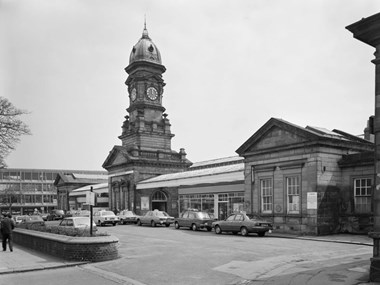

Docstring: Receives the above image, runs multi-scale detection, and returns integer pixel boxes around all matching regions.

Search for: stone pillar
[346,12,380,282]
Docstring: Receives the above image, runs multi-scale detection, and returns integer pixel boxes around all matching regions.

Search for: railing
[137,150,183,161]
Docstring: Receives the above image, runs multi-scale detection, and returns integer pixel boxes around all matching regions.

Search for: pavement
[0,243,88,275]
[0,233,378,284]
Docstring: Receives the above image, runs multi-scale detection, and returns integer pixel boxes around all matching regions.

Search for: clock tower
[120,23,172,152]
[103,23,192,215]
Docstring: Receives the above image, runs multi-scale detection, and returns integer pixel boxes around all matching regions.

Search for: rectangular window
[22,172,32,181]
[218,194,228,202]
[31,172,39,181]
[201,194,214,213]
[24,195,32,203]
[35,195,42,203]
[354,178,372,213]
[287,176,300,214]
[260,179,273,213]
[3,172,9,180]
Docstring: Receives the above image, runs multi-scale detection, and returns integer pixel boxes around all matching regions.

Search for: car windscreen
[30,216,43,221]
[197,212,211,219]
[102,211,115,216]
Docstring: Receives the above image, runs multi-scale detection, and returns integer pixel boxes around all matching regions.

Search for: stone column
[346,12,380,282]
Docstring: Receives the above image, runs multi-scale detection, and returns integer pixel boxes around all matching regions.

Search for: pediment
[102,146,133,169]
[247,126,310,152]
[112,152,129,165]
[236,118,321,155]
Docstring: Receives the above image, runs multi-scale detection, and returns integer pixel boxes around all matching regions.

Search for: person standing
[1,213,15,252]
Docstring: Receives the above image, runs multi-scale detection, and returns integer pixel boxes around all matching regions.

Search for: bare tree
[0,97,31,167]
[0,184,21,214]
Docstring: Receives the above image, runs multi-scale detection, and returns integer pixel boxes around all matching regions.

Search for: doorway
[218,202,227,220]
[151,190,167,212]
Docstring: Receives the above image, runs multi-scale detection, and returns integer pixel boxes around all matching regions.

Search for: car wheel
[165,223,170,227]
[137,219,142,226]
[215,225,222,234]
[258,232,265,237]
[241,227,248,236]
[191,224,197,231]
[174,222,180,229]
[151,220,156,227]
[206,227,212,232]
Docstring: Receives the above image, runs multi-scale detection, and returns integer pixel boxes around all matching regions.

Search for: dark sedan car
[212,212,273,237]
[137,210,174,227]
[174,210,214,231]
[47,209,65,221]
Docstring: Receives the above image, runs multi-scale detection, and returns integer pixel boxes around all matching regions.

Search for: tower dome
[129,24,162,65]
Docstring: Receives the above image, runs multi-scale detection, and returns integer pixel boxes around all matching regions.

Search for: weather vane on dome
[142,14,149,38]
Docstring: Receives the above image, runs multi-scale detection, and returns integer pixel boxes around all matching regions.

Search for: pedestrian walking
[1,213,15,252]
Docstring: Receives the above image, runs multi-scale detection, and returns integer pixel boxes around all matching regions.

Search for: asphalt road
[1,223,373,285]
[95,224,372,284]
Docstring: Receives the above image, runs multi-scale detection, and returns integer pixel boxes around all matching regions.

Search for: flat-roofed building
[0,168,105,215]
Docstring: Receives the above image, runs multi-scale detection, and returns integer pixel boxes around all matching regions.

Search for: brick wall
[13,229,119,262]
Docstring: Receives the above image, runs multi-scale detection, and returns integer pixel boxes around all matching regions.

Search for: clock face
[131,88,137,101]
[146,87,158,100]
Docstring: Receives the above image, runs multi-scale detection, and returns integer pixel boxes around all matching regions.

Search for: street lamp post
[346,12,380,282]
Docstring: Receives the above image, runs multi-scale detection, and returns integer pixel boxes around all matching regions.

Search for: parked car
[137,210,174,227]
[118,210,140,224]
[17,215,45,228]
[41,213,48,221]
[58,217,97,232]
[174,210,214,231]
[212,212,273,237]
[47,209,65,221]
[13,215,29,225]
[93,210,119,226]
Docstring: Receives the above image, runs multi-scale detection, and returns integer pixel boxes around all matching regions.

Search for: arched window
[152,190,167,201]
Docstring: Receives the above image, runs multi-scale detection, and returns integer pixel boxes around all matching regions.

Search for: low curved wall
[13,228,119,262]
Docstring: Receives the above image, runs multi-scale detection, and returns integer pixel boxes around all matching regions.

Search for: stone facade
[103,25,191,214]
[236,118,374,235]
[54,172,107,212]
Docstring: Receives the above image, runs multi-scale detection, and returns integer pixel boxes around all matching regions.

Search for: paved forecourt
[0,224,375,285]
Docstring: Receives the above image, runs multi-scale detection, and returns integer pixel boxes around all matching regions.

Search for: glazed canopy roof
[129,24,162,65]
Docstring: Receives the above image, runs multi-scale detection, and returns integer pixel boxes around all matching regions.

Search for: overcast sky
[1,0,380,171]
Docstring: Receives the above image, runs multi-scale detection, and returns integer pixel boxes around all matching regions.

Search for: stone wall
[13,228,119,262]
[339,163,374,233]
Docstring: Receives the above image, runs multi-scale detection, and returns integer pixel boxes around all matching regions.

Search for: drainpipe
[251,166,255,214]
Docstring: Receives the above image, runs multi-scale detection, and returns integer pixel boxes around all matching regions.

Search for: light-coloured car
[93,210,119,226]
[14,215,29,224]
[17,215,45,229]
[118,210,140,224]
[58,217,97,232]
[137,210,174,227]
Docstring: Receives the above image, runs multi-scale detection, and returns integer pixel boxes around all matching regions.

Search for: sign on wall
[307,192,318,209]
[141,196,149,210]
